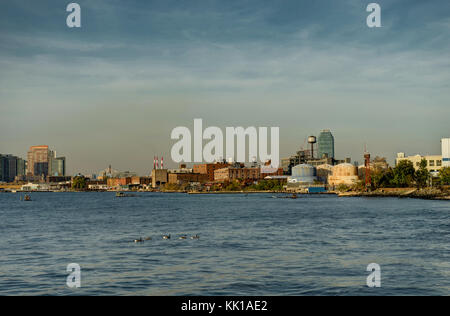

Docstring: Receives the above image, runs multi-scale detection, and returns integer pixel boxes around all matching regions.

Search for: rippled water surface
[0,192,448,295]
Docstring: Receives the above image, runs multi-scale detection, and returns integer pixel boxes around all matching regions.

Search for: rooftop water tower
[308,136,317,159]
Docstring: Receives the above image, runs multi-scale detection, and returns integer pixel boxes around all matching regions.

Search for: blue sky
[0,0,449,174]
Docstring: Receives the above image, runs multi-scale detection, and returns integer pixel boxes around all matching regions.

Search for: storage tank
[332,163,358,177]
[316,164,333,184]
[289,164,317,184]
[328,163,359,186]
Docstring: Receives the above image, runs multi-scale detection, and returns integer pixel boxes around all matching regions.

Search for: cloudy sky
[0,0,449,175]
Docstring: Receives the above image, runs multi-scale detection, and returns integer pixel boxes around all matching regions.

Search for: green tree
[247,179,283,191]
[72,176,87,191]
[415,159,430,188]
[225,181,242,191]
[439,167,450,185]
[372,168,395,189]
[393,160,415,188]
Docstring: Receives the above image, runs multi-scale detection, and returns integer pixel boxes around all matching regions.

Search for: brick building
[193,162,229,181]
[168,173,209,185]
[214,167,261,182]
[107,177,132,187]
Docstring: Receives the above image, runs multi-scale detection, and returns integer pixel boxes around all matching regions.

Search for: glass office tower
[318,130,335,159]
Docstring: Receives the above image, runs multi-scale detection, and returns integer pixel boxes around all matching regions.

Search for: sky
[0,0,449,175]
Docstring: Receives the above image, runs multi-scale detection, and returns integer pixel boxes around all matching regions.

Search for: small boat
[163,235,171,240]
[191,234,200,240]
[273,194,297,199]
[179,235,187,240]
[134,238,144,243]
[24,195,32,201]
[116,192,137,198]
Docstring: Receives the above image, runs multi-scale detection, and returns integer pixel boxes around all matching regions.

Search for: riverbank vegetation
[370,160,449,189]
[160,179,285,193]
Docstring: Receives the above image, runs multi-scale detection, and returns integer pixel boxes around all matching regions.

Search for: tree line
[371,159,450,189]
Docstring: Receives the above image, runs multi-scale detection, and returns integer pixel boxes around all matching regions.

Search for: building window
[429,160,435,167]
[437,160,442,167]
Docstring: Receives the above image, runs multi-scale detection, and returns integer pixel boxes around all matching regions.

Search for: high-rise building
[27,146,66,178]
[27,146,51,177]
[17,158,27,177]
[0,154,26,182]
[442,138,450,167]
[0,155,6,182]
[51,155,66,176]
[318,130,335,159]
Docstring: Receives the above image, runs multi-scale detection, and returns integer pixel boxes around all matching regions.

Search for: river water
[0,192,448,295]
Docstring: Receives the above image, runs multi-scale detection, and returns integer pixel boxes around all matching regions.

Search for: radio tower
[364,144,371,190]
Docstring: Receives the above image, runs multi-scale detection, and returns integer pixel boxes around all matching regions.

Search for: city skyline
[1,0,449,175]
[1,134,448,177]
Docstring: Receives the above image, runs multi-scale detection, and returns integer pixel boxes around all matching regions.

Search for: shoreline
[2,189,449,200]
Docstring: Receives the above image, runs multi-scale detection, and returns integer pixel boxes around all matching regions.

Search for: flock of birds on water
[133,234,200,243]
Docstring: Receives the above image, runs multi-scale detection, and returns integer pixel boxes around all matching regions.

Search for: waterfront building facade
[168,173,209,185]
[194,162,230,181]
[152,169,168,188]
[214,167,260,182]
[396,153,443,177]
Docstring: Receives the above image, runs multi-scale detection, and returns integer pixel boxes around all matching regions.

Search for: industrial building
[214,167,260,182]
[152,169,168,188]
[328,163,359,187]
[442,138,450,167]
[168,173,209,185]
[281,130,348,175]
[194,162,230,181]
[288,164,317,185]
[316,164,333,184]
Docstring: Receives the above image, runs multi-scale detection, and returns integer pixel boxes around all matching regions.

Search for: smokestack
[161,156,164,169]
[156,156,159,169]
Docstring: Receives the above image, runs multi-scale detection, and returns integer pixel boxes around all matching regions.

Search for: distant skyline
[1,0,449,175]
